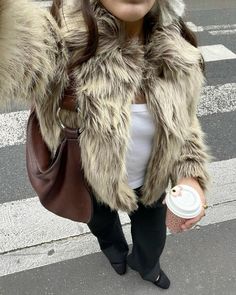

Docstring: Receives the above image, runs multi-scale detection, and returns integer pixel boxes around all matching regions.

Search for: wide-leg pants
[87,185,167,282]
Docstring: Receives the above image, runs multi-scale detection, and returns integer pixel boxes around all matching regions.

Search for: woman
[0,0,213,290]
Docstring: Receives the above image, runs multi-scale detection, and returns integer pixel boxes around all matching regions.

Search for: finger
[184,220,199,230]
[184,219,199,228]
[181,224,191,231]
[182,217,198,226]
[162,198,166,205]
[181,218,199,229]
[181,223,194,230]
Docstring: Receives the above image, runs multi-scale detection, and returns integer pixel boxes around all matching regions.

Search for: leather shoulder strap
[59,75,77,112]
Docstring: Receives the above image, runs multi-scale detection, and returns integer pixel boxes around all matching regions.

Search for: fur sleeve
[169,62,215,194]
[170,114,214,193]
[0,0,69,111]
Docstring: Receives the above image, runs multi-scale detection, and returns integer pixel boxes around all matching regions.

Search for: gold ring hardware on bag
[56,106,84,133]
[202,204,208,210]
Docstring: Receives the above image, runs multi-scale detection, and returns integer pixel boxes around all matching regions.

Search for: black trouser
[87,186,167,282]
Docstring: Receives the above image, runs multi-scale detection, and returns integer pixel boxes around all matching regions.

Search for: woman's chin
[100,0,156,22]
[109,4,148,22]
[116,10,146,22]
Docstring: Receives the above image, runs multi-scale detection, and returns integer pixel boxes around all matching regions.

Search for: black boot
[153,269,170,289]
[111,261,127,275]
[102,245,128,275]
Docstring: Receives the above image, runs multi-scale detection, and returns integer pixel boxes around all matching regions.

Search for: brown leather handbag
[25,88,93,223]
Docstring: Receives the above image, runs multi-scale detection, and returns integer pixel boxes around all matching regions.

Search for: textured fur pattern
[0,0,214,213]
[0,0,69,152]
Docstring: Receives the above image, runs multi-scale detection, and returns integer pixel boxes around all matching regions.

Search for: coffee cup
[165,184,202,233]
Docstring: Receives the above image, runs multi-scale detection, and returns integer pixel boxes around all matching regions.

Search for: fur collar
[56,0,205,211]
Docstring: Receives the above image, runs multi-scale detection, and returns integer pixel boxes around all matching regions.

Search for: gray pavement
[0,219,235,295]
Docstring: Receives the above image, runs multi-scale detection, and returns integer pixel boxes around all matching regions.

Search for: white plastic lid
[165,184,202,218]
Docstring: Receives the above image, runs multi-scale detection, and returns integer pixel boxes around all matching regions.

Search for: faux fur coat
[0,0,213,213]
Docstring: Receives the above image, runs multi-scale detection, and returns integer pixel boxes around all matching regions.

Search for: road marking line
[186,22,204,32]
[0,110,29,148]
[198,83,236,116]
[35,1,52,8]
[1,82,236,148]
[186,22,236,35]
[0,200,235,277]
[203,24,236,31]
[0,157,235,276]
[209,29,236,36]
[199,44,236,62]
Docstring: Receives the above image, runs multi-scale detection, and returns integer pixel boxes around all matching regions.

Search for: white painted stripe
[198,83,236,116]
[209,29,236,36]
[0,197,129,254]
[199,44,236,62]
[203,24,236,31]
[186,22,236,34]
[0,157,235,276]
[186,22,204,32]
[35,1,52,8]
[0,83,236,148]
[1,199,236,278]
[0,197,91,254]
[0,110,30,148]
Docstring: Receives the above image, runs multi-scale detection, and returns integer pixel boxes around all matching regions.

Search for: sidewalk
[0,219,235,295]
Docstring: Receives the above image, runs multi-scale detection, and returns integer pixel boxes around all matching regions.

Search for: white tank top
[125,103,156,189]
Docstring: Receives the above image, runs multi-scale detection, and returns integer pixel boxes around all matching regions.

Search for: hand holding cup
[163,183,207,233]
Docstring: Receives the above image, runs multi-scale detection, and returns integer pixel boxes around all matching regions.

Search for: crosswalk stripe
[200,83,236,116]
[201,24,236,31]
[209,29,236,36]
[0,110,29,148]
[0,157,235,277]
[0,83,235,148]
[35,0,52,8]
[199,45,236,62]
[186,22,204,32]
[186,22,236,35]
